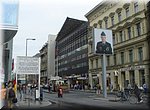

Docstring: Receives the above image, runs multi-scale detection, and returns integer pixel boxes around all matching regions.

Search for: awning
[50,76,62,81]
[77,77,87,80]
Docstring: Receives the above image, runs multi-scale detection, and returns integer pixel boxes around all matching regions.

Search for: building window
[111,16,114,26]
[105,19,108,28]
[119,31,123,42]
[121,52,124,64]
[113,33,115,44]
[96,59,98,68]
[91,44,93,53]
[118,12,122,22]
[114,54,116,65]
[136,23,141,36]
[138,47,143,62]
[134,2,138,13]
[107,56,110,66]
[100,23,102,28]
[124,31,126,41]
[125,7,129,17]
[91,59,93,69]
[113,37,115,45]
[129,50,133,63]
[127,27,131,39]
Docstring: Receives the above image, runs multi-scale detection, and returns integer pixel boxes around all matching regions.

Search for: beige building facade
[85,0,150,90]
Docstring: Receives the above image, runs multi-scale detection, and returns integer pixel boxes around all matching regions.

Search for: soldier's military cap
[101,31,106,36]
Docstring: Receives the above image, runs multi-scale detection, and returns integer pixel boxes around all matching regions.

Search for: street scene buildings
[0,0,150,109]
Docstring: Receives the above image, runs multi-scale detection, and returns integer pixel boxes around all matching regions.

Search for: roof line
[85,0,106,17]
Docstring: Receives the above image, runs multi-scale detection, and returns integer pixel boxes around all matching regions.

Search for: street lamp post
[26,38,36,56]
[25,38,36,84]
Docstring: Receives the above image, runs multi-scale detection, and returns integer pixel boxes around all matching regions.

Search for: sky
[13,0,102,59]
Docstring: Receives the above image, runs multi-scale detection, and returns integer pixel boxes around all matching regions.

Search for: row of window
[113,22,142,44]
[58,62,88,72]
[41,71,47,76]
[59,45,88,60]
[58,36,87,55]
[58,28,87,44]
[91,47,143,68]
[58,53,88,66]
[97,2,139,28]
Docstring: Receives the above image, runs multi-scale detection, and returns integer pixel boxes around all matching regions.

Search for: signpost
[16,56,41,99]
[93,28,113,98]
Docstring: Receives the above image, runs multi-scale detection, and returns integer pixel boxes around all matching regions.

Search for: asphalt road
[42,90,150,110]
[3,90,149,110]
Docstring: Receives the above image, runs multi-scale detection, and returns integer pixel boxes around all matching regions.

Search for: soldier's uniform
[96,41,112,54]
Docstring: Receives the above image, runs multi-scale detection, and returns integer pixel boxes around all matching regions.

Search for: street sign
[16,56,41,99]
[16,56,40,75]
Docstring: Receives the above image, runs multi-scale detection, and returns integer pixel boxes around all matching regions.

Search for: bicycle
[140,89,149,104]
[114,89,138,104]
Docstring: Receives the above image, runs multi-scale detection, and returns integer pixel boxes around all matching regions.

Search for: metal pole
[26,39,28,56]
[57,56,58,76]
[25,39,28,85]
[101,54,107,98]
[38,58,41,99]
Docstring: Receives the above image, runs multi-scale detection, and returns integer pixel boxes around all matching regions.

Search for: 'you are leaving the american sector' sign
[16,56,40,74]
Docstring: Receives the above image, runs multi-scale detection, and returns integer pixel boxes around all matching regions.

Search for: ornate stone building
[146,1,150,89]
[85,0,149,90]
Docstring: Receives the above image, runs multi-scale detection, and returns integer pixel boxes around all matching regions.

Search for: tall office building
[55,17,89,87]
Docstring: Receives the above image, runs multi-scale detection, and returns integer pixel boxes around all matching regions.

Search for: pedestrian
[142,82,147,94]
[94,84,97,93]
[48,84,51,93]
[40,85,43,101]
[88,84,91,90]
[0,83,7,108]
[117,84,120,91]
[96,83,101,95]
[133,83,143,103]
[127,83,132,90]
[18,84,22,100]
[57,85,63,98]
[5,82,17,109]
[110,83,113,93]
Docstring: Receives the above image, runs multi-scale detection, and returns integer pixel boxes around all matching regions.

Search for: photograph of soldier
[96,31,112,54]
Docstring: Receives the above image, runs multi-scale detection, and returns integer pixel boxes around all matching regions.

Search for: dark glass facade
[55,17,88,79]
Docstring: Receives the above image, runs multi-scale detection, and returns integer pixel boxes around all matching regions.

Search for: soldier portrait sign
[93,28,113,55]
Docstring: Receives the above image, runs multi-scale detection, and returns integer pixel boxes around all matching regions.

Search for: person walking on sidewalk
[18,84,22,101]
[96,83,101,95]
[40,85,43,101]
[5,82,16,109]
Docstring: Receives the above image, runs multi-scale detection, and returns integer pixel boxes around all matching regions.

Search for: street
[41,90,149,110]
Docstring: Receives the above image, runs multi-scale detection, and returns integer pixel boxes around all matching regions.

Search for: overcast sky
[13,0,102,59]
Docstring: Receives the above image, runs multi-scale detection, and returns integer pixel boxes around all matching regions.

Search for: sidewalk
[16,91,52,108]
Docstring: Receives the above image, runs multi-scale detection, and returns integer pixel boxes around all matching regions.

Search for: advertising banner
[93,28,113,55]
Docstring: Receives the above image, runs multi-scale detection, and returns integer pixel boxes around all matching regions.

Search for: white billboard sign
[93,28,113,55]
[16,56,40,75]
